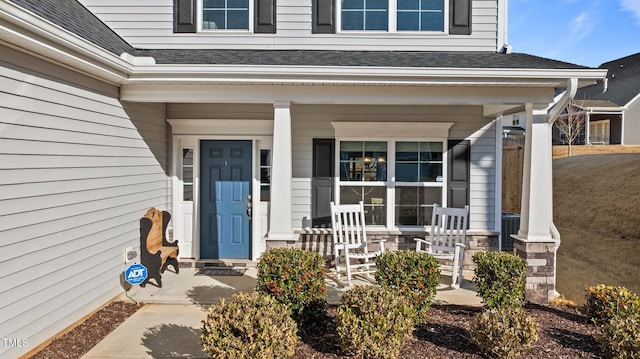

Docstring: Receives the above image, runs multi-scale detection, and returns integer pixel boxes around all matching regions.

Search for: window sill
[196,30,254,35]
[333,31,449,36]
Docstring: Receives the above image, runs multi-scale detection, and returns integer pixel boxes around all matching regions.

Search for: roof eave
[0,1,132,85]
[125,64,607,88]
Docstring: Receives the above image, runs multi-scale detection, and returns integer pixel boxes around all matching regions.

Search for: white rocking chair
[330,201,385,286]
[414,204,469,288]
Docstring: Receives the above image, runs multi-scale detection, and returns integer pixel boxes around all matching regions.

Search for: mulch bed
[29,301,141,359]
[295,303,603,358]
[29,301,603,358]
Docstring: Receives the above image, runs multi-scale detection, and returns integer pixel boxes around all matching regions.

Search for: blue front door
[200,140,252,259]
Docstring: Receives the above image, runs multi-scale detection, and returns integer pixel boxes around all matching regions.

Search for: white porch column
[513,103,559,304]
[267,102,295,240]
[517,103,555,241]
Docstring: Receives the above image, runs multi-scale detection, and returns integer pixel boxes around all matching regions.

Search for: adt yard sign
[125,263,147,285]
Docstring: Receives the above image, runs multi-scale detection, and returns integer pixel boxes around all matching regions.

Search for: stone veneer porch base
[512,236,559,304]
[265,229,500,270]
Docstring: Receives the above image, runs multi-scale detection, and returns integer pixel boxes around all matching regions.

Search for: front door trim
[169,124,274,262]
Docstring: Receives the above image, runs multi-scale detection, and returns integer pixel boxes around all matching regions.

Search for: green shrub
[256,247,327,323]
[336,286,416,359]
[375,250,440,319]
[472,251,526,309]
[584,285,640,326]
[201,291,298,359]
[470,308,539,358]
[598,315,640,359]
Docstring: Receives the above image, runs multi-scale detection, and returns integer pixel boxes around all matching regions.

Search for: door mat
[197,267,247,276]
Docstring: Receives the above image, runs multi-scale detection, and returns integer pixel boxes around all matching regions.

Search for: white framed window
[181,148,194,201]
[341,0,389,31]
[337,139,445,227]
[394,141,443,226]
[339,141,388,224]
[260,149,271,202]
[338,0,447,32]
[397,0,445,31]
[201,0,252,31]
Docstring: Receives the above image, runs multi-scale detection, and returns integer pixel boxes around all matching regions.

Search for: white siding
[78,0,499,52]
[624,96,640,145]
[290,104,496,231]
[0,47,169,358]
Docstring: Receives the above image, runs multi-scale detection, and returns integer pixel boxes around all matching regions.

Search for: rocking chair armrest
[454,242,466,248]
[413,237,433,245]
[368,239,387,253]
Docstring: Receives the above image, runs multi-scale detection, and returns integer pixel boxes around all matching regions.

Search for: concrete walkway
[83,267,481,358]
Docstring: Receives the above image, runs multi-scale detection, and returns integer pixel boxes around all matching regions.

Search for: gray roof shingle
[130,49,590,69]
[8,0,592,71]
[8,0,133,55]
[576,52,640,106]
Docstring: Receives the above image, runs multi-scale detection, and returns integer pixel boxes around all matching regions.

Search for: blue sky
[509,0,640,67]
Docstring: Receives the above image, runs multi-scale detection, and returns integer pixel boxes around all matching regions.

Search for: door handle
[247,207,252,220]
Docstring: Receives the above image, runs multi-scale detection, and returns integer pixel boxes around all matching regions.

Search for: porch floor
[83,267,480,358]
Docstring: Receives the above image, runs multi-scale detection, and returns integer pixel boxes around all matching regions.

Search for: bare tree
[554,100,585,157]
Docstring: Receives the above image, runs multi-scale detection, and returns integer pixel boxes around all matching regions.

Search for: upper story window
[339,0,446,32]
[342,0,389,31]
[173,0,274,33]
[397,0,445,31]
[202,0,250,30]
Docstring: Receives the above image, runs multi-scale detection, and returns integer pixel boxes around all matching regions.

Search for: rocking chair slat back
[332,203,367,249]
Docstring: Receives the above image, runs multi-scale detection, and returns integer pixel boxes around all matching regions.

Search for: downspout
[548,78,578,125]
[547,78,577,241]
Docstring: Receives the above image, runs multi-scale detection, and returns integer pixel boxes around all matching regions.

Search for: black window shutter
[312,139,335,227]
[449,0,472,35]
[447,140,470,209]
[255,0,276,33]
[313,0,335,33]
[174,0,197,33]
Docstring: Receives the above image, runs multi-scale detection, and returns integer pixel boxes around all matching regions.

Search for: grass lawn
[552,145,640,305]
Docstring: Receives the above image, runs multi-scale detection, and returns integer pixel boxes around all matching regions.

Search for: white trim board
[331,121,454,138]
[167,119,274,136]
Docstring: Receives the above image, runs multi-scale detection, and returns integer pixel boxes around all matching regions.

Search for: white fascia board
[127,65,607,87]
[121,83,555,104]
[624,93,640,109]
[0,1,132,84]
[586,109,625,114]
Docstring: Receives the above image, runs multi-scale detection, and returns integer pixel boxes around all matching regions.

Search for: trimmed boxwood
[375,250,440,319]
[201,291,298,359]
[472,251,526,309]
[598,314,640,359]
[256,247,327,323]
[470,307,539,358]
[336,286,416,359]
[584,284,640,326]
